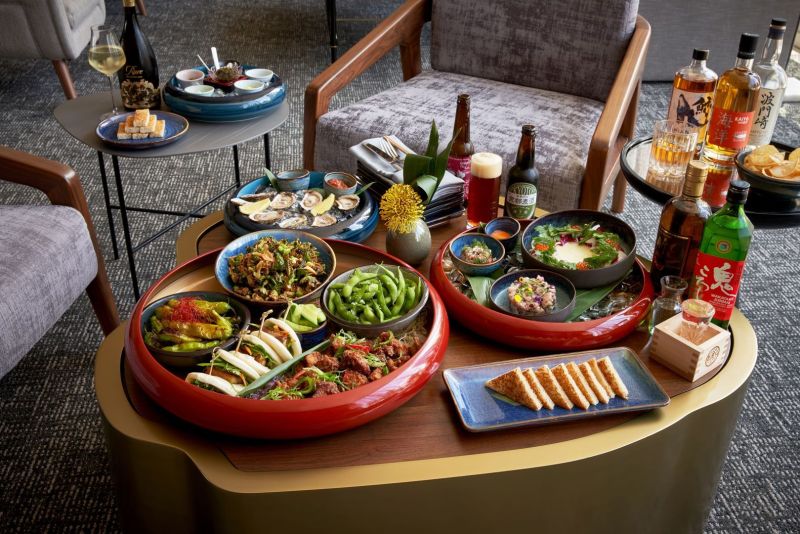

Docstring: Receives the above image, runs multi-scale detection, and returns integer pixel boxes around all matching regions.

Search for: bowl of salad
[489,269,576,322]
[448,234,505,276]
[520,209,636,288]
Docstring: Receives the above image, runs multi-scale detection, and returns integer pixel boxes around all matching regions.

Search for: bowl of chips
[736,143,800,212]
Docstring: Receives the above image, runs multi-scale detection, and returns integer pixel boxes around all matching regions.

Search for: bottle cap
[768,18,786,38]
[457,93,470,102]
[737,33,759,59]
[727,179,750,204]
[683,160,708,196]
[521,124,537,137]
[692,48,709,61]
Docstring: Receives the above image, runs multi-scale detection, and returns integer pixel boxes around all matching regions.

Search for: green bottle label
[505,182,537,219]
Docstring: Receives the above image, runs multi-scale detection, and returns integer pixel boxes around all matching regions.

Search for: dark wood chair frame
[0,146,120,336]
[304,0,651,211]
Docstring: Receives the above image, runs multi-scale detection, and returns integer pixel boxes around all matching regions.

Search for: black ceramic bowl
[489,269,576,322]
[140,291,250,368]
[735,143,800,213]
[520,209,637,289]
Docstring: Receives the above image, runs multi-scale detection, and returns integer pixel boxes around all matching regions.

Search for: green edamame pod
[396,267,406,297]
[402,286,416,313]
[362,305,377,323]
[380,275,398,301]
[376,306,385,322]
[390,287,406,315]
[376,288,392,317]
[415,276,423,305]
[333,292,359,322]
[363,283,379,300]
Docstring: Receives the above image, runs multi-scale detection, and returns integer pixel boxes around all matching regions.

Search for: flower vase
[385,219,431,266]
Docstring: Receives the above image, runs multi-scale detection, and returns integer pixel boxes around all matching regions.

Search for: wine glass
[88,25,126,120]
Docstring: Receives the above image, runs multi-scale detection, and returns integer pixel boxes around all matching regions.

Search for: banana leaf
[565,279,623,322]
[465,268,504,306]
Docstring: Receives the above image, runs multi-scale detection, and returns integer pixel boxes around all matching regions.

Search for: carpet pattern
[0,1,798,532]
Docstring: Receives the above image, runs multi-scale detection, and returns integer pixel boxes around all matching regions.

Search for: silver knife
[364,142,402,170]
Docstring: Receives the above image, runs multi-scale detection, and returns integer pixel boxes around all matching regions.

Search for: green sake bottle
[690,180,753,329]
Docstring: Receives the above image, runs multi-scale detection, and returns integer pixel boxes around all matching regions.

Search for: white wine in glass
[89,25,126,119]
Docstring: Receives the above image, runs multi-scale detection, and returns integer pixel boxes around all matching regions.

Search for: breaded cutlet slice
[588,357,615,398]
[486,367,543,411]
[579,361,610,404]
[552,363,590,410]
[522,368,554,410]
[534,365,573,410]
[598,356,629,400]
[566,361,598,406]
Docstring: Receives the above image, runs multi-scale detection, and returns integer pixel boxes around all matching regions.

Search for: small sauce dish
[234,79,265,94]
[176,69,205,87]
[245,68,274,82]
[323,172,358,196]
[184,84,215,96]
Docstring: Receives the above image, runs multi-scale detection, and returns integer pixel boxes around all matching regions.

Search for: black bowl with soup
[520,209,636,289]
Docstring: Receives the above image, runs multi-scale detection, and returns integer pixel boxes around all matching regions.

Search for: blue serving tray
[223,172,379,243]
[96,110,189,150]
[443,346,669,432]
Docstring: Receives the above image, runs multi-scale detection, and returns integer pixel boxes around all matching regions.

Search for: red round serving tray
[429,232,653,351]
[125,240,449,439]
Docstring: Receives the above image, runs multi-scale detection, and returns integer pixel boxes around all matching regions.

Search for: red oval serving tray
[125,240,449,439]
[429,233,653,351]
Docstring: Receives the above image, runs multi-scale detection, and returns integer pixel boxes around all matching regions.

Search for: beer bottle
[504,124,539,219]
[447,94,475,195]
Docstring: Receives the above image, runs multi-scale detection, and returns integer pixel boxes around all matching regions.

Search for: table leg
[97,152,120,260]
[325,0,338,63]
[232,144,241,188]
[263,133,271,170]
[111,155,141,300]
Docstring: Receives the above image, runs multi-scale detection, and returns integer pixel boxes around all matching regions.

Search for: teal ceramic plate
[443,346,669,432]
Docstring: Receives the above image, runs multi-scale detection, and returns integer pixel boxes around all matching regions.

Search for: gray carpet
[0,1,798,532]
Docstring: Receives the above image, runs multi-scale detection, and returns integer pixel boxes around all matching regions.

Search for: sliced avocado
[299,304,322,326]
[284,319,313,332]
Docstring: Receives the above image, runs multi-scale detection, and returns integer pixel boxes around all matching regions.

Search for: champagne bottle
[118,0,160,110]
[690,180,753,329]
[750,18,788,147]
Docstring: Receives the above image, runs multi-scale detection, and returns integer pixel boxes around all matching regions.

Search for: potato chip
[746,153,783,169]
[767,161,798,179]
[789,148,800,163]
[750,144,780,157]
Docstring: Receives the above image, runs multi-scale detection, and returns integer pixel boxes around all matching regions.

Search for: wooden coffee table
[96,211,757,533]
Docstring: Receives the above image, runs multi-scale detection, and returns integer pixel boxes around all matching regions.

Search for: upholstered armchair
[0,146,119,378]
[305,0,651,212]
[0,0,106,99]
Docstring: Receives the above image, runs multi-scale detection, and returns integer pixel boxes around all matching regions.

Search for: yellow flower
[380,184,424,234]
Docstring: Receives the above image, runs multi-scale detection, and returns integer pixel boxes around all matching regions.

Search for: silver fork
[380,137,399,161]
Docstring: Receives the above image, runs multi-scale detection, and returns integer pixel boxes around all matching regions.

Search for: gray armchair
[0,0,106,99]
[305,0,651,212]
[0,146,119,379]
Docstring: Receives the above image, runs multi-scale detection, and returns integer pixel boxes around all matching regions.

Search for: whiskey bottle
[650,160,712,291]
[118,0,160,110]
[749,18,788,147]
[691,180,753,329]
[504,124,539,220]
[667,48,718,153]
[701,33,761,208]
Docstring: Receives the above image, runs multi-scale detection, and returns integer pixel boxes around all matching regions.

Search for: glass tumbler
[646,120,699,195]
[649,275,688,334]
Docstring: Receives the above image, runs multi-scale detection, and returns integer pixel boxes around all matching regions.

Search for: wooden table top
[96,211,720,473]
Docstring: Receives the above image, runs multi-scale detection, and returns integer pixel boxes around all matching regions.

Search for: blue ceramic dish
[323,172,358,196]
[449,234,505,276]
[297,322,329,351]
[224,172,377,241]
[96,111,189,150]
[275,169,311,191]
[140,291,250,368]
[163,67,286,123]
[214,230,336,309]
[489,269,576,322]
[520,209,637,289]
[443,346,670,432]
[484,217,521,251]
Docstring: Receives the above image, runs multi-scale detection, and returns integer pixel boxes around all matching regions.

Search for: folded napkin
[350,135,465,203]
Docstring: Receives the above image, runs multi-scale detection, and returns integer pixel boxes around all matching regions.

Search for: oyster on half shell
[336,194,360,211]
[240,192,271,202]
[271,192,296,210]
[301,190,323,211]
[311,213,337,227]
[249,210,283,224]
[279,215,308,228]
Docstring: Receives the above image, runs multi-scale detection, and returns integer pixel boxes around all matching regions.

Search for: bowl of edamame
[320,264,430,338]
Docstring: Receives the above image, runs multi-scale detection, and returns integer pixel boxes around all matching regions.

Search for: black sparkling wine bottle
[118,0,160,110]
